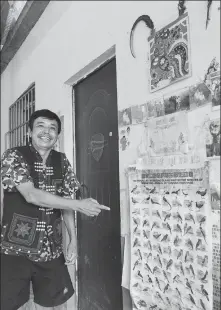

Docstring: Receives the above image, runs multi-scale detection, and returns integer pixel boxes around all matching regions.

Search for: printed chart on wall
[128,164,213,310]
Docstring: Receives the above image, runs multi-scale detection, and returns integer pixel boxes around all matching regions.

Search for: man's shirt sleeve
[1,149,33,192]
[62,155,81,198]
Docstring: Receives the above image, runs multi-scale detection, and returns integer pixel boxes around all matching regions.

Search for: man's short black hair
[29,109,61,134]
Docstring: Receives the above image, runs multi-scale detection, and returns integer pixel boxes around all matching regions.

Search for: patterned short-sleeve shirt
[1,146,80,261]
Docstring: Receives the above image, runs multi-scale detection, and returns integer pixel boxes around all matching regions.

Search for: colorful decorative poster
[189,82,212,110]
[128,164,213,310]
[205,119,220,158]
[146,111,189,157]
[210,71,220,108]
[163,87,190,115]
[131,103,149,124]
[118,108,132,127]
[148,12,191,93]
[147,97,165,119]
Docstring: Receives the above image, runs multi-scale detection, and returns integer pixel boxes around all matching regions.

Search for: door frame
[64,45,117,309]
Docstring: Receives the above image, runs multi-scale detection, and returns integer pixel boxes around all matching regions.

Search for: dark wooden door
[75,59,122,310]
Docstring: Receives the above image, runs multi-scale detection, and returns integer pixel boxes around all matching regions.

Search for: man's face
[30,117,59,151]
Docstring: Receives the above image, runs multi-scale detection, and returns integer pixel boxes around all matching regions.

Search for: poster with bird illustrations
[128,163,213,310]
[148,12,191,93]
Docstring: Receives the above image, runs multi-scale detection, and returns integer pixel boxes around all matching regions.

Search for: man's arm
[16,182,109,216]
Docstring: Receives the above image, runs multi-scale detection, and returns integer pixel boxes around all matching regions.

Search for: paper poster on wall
[146,111,189,157]
[128,164,213,310]
[163,87,190,115]
[210,71,220,109]
[119,126,131,151]
[189,82,212,110]
[118,108,132,127]
[147,97,165,119]
[148,12,191,93]
[209,158,220,310]
[205,119,220,158]
[131,103,149,124]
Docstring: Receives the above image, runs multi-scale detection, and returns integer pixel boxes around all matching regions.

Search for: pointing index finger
[99,204,110,211]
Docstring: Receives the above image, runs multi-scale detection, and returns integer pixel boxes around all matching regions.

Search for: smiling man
[0,109,110,310]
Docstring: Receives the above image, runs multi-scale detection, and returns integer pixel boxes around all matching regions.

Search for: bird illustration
[155,277,161,291]
[184,251,190,263]
[145,263,152,274]
[186,278,193,294]
[196,189,207,197]
[151,198,161,205]
[176,212,183,223]
[142,196,150,203]
[152,266,160,274]
[200,226,207,244]
[166,222,172,234]
[172,189,180,195]
[163,196,172,210]
[133,259,140,270]
[163,270,169,283]
[146,252,152,261]
[133,225,138,233]
[166,297,171,306]
[179,262,185,275]
[189,264,195,278]
[196,201,205,211]
[157,254,162,268]
[143,230,149,239]
[156,210,161,219]
[201,270,208,282]
[133,238,140,247]
[157,245,162,255]
[137,270,143,281]
[187,213,195,224]
[196,239,202,250]
[174,236,181,247]
[150,187,157,194]
[132,282,139,287]
[132,197,139,204]
[200,298,207,310]
[164,190,170,195]
[173,274,180,283]
[166,259,173,270]
[147,274,153,283]
[175,224,182,234]
[201,285,209,301]
[176,287,182,299]
[133,217,139,226]
[189,294,196,306]
[137,300,147,307]
[156,292,164,303]
[153,232,161,240]
[161,234,169,242]
[151,222,158,231]
[164,212,171,221]
[149,305,157,310]
[186,239,194,250]
[147,240,152,251]
[201,255,208,267]
[177,249,183,260]
[143,219,149,227]
[131,185,138,193]
[173,196,182,208]
[182,190,189,196]
[163,283,169,293]
[185,200,193,209]
[199,216,206,226]
[137,249,142,260]
[184,225,192,236]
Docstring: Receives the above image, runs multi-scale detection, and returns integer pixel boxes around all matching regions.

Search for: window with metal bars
[5,83,35,149]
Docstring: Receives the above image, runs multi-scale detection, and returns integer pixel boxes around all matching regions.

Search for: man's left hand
[65,240,77,265]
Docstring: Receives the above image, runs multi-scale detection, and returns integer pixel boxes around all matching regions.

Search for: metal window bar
[6,84,35,148]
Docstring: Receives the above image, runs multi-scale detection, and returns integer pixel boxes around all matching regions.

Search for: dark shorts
[1,253,75,310]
